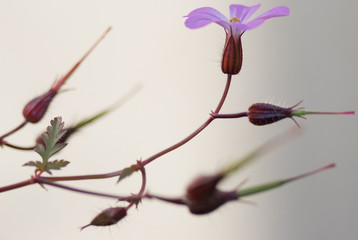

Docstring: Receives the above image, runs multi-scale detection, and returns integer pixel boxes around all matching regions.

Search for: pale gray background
[0,0,357,240]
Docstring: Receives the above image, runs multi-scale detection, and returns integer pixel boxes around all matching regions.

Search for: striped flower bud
[81,207,127,230]
[248,102,301,126]
[248,101,354,127]
[23,90,57,123]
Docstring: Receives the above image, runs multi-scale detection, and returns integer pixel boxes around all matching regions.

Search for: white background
[0,0,357,239]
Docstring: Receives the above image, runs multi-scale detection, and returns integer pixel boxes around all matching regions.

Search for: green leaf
[45,160,70,175]
[35,117,67,163]
[23,161,43,168]
[23,159,70,174]
[48,142,68,157]
[25,117,70,174]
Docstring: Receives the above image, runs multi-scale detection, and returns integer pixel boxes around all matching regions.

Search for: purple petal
[231,6,289,32]
[249,6,289,23]
[229,4,261,23]
[184,7,230,30]
[231,21,264,32]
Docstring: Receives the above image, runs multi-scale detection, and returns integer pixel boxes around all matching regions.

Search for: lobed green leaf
[35,117,67,163]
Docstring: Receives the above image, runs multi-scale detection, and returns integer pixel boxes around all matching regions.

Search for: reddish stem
[0,178,35,193]
[3,142,34,151]
[36,177,128,200]
[43,74,233,182]
[284,163,336,183]
[142,74,232,166]
[0,120,28,144]
[211,112,248,119]
[304,111,355,115]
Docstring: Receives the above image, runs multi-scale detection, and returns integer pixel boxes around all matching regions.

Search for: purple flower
[184,4,289,75]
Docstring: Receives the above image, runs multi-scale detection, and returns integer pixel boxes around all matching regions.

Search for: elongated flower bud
[248,102,299,126]
[23,90,57,123]
[221,33,243,75]
[248,101,354,127]
[81,207,127,230]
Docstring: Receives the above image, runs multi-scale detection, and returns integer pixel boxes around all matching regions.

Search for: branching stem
[43,74,233,182]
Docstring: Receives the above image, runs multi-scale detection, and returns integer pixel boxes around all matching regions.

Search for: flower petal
[229,4,261,23]
[231,6,289,32]
[249,6,289,23]
[184,7,230,30]
[231,20,265,31]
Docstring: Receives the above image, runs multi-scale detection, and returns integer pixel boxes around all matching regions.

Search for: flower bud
[81,207,127,230]
[185,174,223,202]
[23,89,57,123]
[187,189,238,215]
[221,33,243,75]
[248,101,354,126]
[185,173,238,214]
[248,102,300,126]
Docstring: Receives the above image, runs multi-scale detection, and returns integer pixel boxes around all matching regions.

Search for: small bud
[185,173,238,214]
[22,90,57,123]
[187,189,238,215]
[221,33,243,75]
[185,174,223,202]
[248,101,303,126]
[80,207,127,230]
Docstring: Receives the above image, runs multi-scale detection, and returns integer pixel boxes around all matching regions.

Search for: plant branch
[36,177,129,200]
[142,74,232,166]
[211,112,248,119]
[0,177,35,193]
[43,74,233,182]
[0,120,28,144]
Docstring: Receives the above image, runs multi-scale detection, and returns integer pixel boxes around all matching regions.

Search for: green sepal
[291,109,307,117]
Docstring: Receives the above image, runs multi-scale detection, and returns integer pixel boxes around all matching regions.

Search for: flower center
[229,17,240,23]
